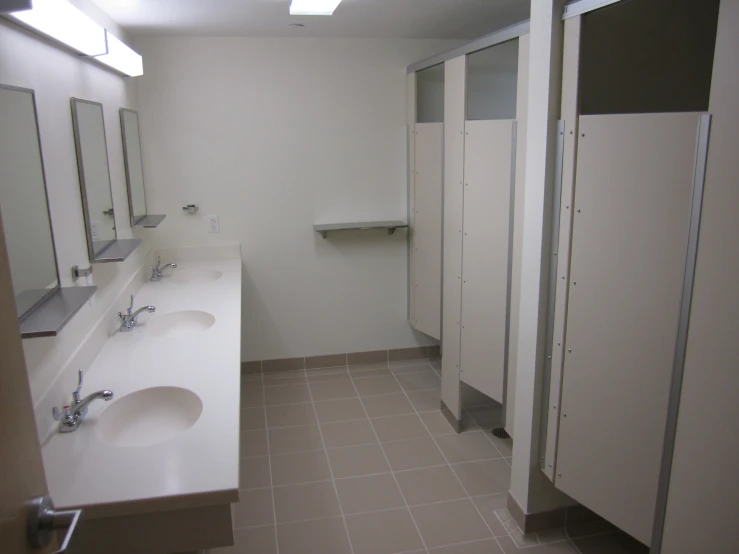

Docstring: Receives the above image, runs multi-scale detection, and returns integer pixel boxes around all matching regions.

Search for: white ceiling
[91,0,530,39]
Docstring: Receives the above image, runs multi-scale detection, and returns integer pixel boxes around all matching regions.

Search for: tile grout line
[346,360,432,554]
[301,366,357,554]
[385,358,511,554]
[256,374,280,554]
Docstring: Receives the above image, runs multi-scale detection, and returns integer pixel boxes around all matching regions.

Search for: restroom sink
[146,310,215,338]
[96,387,203,448]
[171,269,223,285]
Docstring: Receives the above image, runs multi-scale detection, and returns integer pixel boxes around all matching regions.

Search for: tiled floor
[217,359,645,554]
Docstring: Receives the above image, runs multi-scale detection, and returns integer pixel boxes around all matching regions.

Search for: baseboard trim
[242,346,441,374]
[440,400,462,433]
[507,493,567,534]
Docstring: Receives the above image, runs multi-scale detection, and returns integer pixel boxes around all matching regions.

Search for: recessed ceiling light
[290,0,343,16]
[289,23,305,28]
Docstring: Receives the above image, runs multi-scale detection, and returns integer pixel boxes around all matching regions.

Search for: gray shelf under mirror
[93,239,142,263]
[314,220,409,239]
[20,286,97,339]
[133,214,166,228]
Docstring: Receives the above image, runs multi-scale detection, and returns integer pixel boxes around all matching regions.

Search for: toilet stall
[540,0,720,547]
[407,23,530,434]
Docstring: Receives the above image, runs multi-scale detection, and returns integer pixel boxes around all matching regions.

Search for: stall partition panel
[412,123,443,339]
[555,113,704,545]
[459,119,515,404]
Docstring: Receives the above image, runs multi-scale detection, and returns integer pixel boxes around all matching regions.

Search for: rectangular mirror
[120,108,165,228]
[0,84,60,319]
[71,98,140,263]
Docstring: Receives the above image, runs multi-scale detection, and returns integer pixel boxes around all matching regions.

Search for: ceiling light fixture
[94,30,143,77]
[7,0,144,77]
[9,0,107,56]
[289,0,342,16]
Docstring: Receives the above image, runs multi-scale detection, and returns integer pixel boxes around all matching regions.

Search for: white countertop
[42,259,242,518]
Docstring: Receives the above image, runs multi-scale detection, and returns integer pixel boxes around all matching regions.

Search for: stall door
[460,120,515,403]
[412,123,443,339]
[555,113,705,544]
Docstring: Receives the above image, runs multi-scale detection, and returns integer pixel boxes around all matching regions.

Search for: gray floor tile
[335,473,405,514]
[327,443,391,478]
[406,389,442,412]
[348,367,392,378]
[487,434,513,457]
[573,532,649,554]
[470,494,509,536]
[353,375,403,397]
[435,431,503,463]
[306,367,351,382]
[395,465,467,505]
[452,459,511,496]
[241,429,269,458]
[268,425,324,455]
[362,393,415,418]
[345,508,425,554]
[270,449,332,486]
[266,403,317,428]
[371,414,430,442]
[241,382,265,408]
[240,407,266,430]
[239,456,271,490]
[214,526,277,554]
[314,398,367,423]
[411,499,492,548]
[321,419,378,448]
[263,372,307,387]
[396,369,442,391]
[429,539,504,554]
[382,436,447,471]
[419,411,461,435]
[264,384,312,406]
[273,481,341,523]
[233,488,274,528]
[277,517,352,554]
[310,380,358,401]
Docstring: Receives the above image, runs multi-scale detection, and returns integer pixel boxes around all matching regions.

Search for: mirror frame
[119,107,148,227]
[70,97,117,260]
[0,83,62,322]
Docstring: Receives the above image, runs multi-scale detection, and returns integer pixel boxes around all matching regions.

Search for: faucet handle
[52,405,71,421]
[156,256,161,269]
[128,294,134,314]
[73,370,83,403]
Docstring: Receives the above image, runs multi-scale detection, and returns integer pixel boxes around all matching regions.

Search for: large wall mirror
[0,85,59,318]
[1,85,96,337]
[120,108,165,228]
[71,98,140,263]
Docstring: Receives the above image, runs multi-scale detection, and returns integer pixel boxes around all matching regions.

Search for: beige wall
[660,1,739,552]
[134,37,458,361]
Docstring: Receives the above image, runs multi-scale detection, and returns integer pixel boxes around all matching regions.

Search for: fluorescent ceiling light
[10,0,107,56]
[94,30,144,77]
[290,0,343,16]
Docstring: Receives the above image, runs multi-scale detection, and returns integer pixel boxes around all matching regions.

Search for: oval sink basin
[96,387,203,448]
[146,310,215,339]
[171,269,223,285]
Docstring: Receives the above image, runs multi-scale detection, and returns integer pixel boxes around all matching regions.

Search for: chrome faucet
[151,256,177,281]
[53,370,114,433]
[118,294,155,332]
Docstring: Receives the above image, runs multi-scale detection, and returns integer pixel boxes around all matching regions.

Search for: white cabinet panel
[412,123,443,339]
[555,113,702,544]
[460,120,516,404]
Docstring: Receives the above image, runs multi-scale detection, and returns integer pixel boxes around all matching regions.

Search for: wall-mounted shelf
[20,286,97,339]
[93,239,142,263]
[314,220,409,239]
[133,214,166,228]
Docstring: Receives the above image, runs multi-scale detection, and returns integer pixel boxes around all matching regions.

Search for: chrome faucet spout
[151,256,178,281]
[118,294,156,331]
[53,371,114,433]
